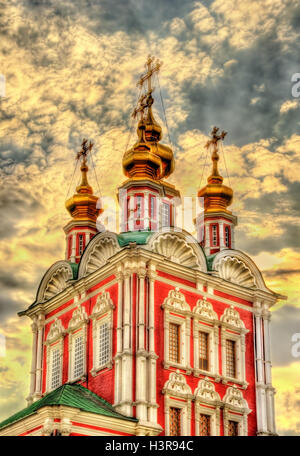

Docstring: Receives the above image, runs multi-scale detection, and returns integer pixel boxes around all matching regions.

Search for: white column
[254,304,268,434]
[27,316,38,405]
[120,269,132,416]
[114,270,123,409]
[34,313,45,401]
[147,264,158,424]
[262,305,276,434]
[71,234,76,262]
[219,221,225,249]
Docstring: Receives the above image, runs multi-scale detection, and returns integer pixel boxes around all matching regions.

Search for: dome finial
[76,138,93,194]
[205,126,227,184]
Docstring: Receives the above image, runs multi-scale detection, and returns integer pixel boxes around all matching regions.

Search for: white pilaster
[33,313,45,401]
[27,316,38,405]
[147,263,158,424]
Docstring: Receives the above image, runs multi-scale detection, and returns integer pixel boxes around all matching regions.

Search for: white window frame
[45,318,65,393]
[192,297,219,378]
[67,305,88,382]
[220,306,249,387]
[223,386,251,436]
[194,378,221,436]
[90,291,114,376]
[163,371,192,436]
[162,288,191,372]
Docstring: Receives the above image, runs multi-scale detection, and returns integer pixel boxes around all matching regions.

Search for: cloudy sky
[0,0,300,435]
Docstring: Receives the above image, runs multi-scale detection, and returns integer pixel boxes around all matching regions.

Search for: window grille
[199,414,211,436]
[228,420,239,436]
[199,331,209,371]
[212,225,218,246]
[98,322,110,367]
[162,202,170,227]
[169,407,181,436]
[73,335,84,379]
[51,348,61,390]
[169,323,180,363]
[226,339,236,378]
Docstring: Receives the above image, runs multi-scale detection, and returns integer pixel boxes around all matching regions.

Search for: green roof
[68,261,79,280]
[117,230,153,247]
[0,383,137,430]
[206,253,217,271]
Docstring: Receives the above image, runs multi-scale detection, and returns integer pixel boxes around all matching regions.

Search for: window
[192,297,219,376]
[199,414,211,436]
[68,306,88,382]
[162,288,191,371]
[68,235,72,259]
[199,331,209,371]
[169,323,180,364]
[211,225,218,246]
[73,335,84,379]
[90,291,114,376]
[98,322,110,367]
[226,339,236,378]
[50,348,61,390]
[77,233,85,256]
[162,202,170,227]
[149,194,157,230]
[224,226,231,248]
[228,420,239,436]
[169,407,181,436]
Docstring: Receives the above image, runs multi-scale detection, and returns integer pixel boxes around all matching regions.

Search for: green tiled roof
[117,230,153,247]
[68,261,79,280]
[0,383,137,430]
[206,253,217,271]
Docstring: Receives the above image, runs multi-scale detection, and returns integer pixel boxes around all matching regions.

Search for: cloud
[280,99,299,113]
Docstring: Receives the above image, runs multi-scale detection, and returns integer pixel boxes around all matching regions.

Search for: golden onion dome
[198,127,233,214]
[122,92,174,181]
[65,140,103,222]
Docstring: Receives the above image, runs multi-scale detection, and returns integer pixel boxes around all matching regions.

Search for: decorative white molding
[148,230,207,272]
[223,385,251,436]
[46,318,65,344]
[194,378,221,404]
[215,256,256,288]
[162,370,192,398]
[221,305,245,330]
[91,291,114,318]
[68,305,88,332]
[212,249,270,292]
[162,287,191,312]
[37,261,73,303]
[193,297,218,321]
[78,232,120,278]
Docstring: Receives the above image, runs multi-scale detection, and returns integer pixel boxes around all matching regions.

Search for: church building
[0,57,283,436]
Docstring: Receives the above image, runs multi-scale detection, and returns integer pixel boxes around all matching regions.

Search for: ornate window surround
[90,291,114,376]
[162,288,191,373]
[192,297,219,378]
[194,378,222,436]
[223,385,251,436]
[220,306,249,387]
[67,305,89,382]
[162,370,193,436]
[45,318,65,392]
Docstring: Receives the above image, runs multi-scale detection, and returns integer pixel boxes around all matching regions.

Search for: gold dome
[198,127,233,214]
[122,57,174,181]
[65,140,103,222]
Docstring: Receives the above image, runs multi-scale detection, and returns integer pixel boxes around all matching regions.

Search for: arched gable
[147,229,207,272]
[212,249,269,292]
[36,261,73,303]
[78,231,120,278]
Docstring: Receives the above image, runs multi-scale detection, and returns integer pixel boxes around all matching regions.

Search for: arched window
[45,318,65,392]
[223,386,251,436]
[67,305,88,382]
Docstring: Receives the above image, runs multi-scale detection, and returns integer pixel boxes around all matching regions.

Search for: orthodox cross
[132,56,162,120]
[77,138,93,164]
[205,127,227,178]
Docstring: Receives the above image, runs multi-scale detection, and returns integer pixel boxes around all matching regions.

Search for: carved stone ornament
[194,378,221,403]
[152,233,200,269]
[91,291,114,317]
[193,296,218,321]
[46,318,65,343]
[80,234,120,277]
[162,287,190,312]
[221,305,245,329]
[223,385,249,411]
[163,370,192,397]
[68,305,88,331]
[215,256,256,288]
[43,266,73,301]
